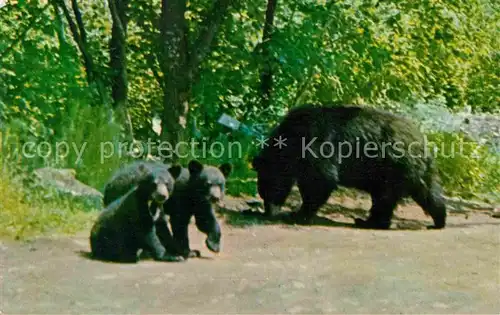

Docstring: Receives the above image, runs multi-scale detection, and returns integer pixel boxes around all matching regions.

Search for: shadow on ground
[76,248,216,263]
[217,189,500,231]
[217,205,435,231]
[218,207,356,228]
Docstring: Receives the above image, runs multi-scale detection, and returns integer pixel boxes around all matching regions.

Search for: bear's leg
[291,175,336,225]
[411,180,446,229]
[92,229,137,263]
[194,209,221,254]
[143,227,185,262]
[355,188,402,229]
[114,233,141,263]
[155,216,190,258]
[115,248,140,263]
[171,215,200,258]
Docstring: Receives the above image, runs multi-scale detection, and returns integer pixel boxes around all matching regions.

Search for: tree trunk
[108,0,129,109]
[51,2,69,56]
[54,0,105,103]
[108,0,133,140]
[259,0,278,108]
[159,0,234,162]
[56,0,94,84]
[159,0,190,162]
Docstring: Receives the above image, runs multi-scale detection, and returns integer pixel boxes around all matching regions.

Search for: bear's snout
[152,183,170,204]
[209,185,223,203]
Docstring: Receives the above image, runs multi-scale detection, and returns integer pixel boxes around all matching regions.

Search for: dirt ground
[1,192,499,314]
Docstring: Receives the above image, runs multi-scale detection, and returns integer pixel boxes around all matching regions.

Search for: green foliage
[54,102,126,190]
[0,102,126,191]
[0,0,499,230]
[0,159,97,240]
[426,132,500,200]
[184,0,499,141]
[2,5,86,117]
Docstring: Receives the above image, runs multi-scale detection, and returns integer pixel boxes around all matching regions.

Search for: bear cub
[90,163,182,263]
[155,160,232,259]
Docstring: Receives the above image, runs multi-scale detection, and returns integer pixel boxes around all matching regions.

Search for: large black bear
[156,160,232,258]
[252,104,446,229]
[90,164,181,263]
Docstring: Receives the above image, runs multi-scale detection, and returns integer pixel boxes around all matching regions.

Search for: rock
[398,102,500,154]
[33,167,103,208]
[245,199,263,208]
[443,195,496,211]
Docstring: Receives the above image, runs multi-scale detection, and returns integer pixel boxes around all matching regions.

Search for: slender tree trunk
[108,0,129,109]
[70,0,87,44]
[56,0,94,83]
[187,0,233,79]
[51,2,69,55]
[108,0,133,140]
[259,0,278,108]
[54,0,105,103]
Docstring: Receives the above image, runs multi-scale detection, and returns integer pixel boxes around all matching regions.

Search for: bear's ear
[168,164,182,179]
[219,163,232,178]
[138,163,148,173]
[188,160,204,175]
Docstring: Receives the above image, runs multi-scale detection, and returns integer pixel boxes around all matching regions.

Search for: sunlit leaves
[0,0,498,145]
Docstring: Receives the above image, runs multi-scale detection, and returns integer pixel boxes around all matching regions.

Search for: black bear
[100,160,184,262]
[90,163,182,263]
[252,104,446,229]
[155,160,232,258]
[103,159,232,259]
[103,160,181,207]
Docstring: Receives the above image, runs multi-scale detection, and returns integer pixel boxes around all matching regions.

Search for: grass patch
[50,102,127,191]
[0,164,97,240]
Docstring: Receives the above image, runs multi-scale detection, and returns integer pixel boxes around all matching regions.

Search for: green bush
[0,159,97,240]
[55,102,126,191]
[0,101,127,192]
[426,132,500,200]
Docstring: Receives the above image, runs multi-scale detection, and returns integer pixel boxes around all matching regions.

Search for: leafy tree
[0,0,498,199]
[158,0,235,161]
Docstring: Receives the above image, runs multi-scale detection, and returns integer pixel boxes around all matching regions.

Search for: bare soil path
[1,194,499,314]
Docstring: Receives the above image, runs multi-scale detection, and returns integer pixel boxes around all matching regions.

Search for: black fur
[252,104,446,229]
[156,160,232,258]
[103,161,181,206]
[100,161,184,261]
[90,171,182,263]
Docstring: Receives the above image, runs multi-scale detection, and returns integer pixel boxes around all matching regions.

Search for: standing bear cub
[155,160,232,259]
[90,163,182,263]
[252,104,446,230]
